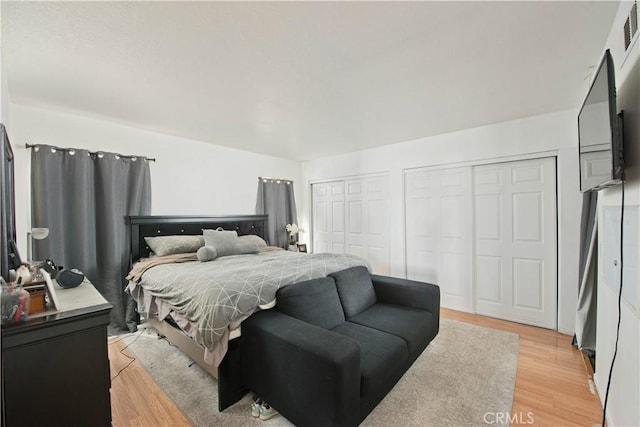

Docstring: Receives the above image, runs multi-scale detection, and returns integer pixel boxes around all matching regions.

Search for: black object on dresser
[1,281,113,426]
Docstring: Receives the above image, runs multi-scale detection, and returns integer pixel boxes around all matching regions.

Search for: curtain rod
[258,176,294,183]
[25,143,156,162]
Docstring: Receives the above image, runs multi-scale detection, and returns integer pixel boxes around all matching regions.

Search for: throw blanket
[126,252,198,283]
[127,250,369,364]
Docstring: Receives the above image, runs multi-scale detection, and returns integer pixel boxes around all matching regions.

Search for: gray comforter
[129,250,369,353]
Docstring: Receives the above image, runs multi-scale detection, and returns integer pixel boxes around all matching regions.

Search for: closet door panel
[312,176,390,275]
[405,174,436,284]
[405,167,472,312]
[513,258,544,310]
[312,181,345,254]
[345,176,390,275]
[473,157,557,329]
[314,199,330,253]
[475,255,503,303]
[439,252,466,297]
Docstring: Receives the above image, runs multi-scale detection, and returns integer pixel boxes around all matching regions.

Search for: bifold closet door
[473,157,557,329]
[312,181,345,254]
[345,176,390,275]
[405,167,473,312]
[312,176,390,275]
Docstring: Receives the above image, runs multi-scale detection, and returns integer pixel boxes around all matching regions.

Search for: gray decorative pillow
[203,229,260,258]
[197,245,218,262]
[144,235,205,257]
[238,234,268,248]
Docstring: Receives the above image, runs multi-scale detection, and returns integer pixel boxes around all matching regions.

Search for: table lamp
[27,227,49,262]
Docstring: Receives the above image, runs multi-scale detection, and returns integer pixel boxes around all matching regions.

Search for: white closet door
[473,157,557,329]
[405,167,473,312]
[312,181,345,254]
[345,176,390,275]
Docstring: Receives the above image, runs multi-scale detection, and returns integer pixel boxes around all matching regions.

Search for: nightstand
[1,279,113,426]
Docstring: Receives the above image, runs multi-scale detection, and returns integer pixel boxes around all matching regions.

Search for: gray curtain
[256,178,297,248]
[574,191,598,352]
[31,145,151,332]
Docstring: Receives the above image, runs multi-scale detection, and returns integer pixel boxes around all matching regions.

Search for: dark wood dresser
[1,280,112,426]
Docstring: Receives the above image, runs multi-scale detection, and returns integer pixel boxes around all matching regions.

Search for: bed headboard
[127,215,268,263]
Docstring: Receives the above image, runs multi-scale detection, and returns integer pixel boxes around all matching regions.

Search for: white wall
[0,67,7,126]
[8,104,302,256]
[594,2,640,426]
[302,109,582,334]
[0,1,10,125]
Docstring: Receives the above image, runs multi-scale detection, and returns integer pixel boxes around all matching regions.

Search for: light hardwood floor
[108,309,602,426]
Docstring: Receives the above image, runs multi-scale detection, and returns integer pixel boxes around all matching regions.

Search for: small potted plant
[285,224,300,251]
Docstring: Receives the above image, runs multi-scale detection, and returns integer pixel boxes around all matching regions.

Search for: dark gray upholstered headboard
[127,215,268,264]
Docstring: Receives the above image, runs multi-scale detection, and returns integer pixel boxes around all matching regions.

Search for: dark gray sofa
[240,266,440,426]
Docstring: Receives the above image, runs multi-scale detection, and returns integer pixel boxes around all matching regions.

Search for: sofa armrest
[241,310,361,427]
[370,274,440,317]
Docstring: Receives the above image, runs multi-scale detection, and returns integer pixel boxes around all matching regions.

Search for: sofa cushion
[276,277,345,330]
[332,322,407,397]
[349,303,435,354]
[330,266,377,319]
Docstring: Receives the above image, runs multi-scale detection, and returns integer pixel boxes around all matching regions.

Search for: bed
[125,214,369,411]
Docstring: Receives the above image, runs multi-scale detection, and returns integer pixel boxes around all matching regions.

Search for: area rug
[127,319,518,426]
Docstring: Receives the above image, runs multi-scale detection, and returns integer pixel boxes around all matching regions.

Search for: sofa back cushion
[329,266,377,319]
[276,277,345,330]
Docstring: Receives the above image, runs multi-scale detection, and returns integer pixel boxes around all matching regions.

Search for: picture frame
[41,269,60,311]
[297,243,307,253]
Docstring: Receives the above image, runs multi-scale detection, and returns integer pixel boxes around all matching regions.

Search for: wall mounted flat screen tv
[578,49,624,192]
[1,124,20,282]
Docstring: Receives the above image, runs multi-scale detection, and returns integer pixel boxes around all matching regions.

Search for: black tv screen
[578,49,624,192]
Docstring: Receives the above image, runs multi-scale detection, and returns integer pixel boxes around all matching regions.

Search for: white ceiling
[3,1,619,161]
